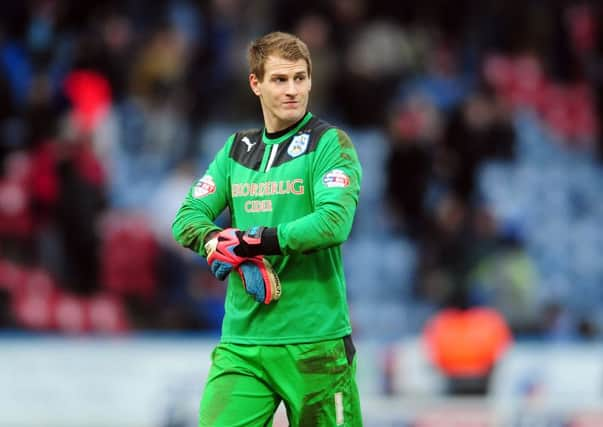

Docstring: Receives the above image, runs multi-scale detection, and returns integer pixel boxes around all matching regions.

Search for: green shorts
[199,336,363,426]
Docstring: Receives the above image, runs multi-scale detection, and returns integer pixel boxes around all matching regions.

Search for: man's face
[250,55,311,132]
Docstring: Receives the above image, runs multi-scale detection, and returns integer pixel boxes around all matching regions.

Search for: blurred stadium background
[1,0,603,426]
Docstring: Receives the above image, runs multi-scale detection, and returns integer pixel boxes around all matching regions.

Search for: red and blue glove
[204,227,281,304]
[204,228,245,280]
[231,226,281,258]
[236,257,281,304]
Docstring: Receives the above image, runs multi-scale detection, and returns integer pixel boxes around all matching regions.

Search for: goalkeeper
[172,31,363,426]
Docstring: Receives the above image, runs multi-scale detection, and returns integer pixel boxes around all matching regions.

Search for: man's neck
[265,114,307,139]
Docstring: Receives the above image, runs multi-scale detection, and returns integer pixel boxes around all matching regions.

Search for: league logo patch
[288,133,310,158]
[322,169,350,188]
[193,175,216,198]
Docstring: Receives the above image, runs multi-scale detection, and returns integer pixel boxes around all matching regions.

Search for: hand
[205,226,281,280]
[236,257,281,304]
[204,228,246,280]
[231,226,267,257]
[230,226,281,257]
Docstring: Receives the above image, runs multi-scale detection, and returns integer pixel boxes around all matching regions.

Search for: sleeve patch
[193,175,216,198]
[322,169,350,188]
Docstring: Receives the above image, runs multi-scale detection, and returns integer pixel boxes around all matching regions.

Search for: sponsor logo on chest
[231,179,304,197]
[245,199,273,213]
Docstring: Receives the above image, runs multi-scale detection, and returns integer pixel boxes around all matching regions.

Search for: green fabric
[199,339,363,427]
[172,112,362,344]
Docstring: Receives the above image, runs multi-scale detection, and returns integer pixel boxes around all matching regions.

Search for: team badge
[288,133,309,158]
[193,175,216,198]
[322,169,350,188]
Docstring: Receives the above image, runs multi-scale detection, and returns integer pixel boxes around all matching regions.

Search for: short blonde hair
[247,31,312,81]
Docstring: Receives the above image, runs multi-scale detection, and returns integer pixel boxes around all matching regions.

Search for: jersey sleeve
[171,135,234,256]
[277,128,362,254]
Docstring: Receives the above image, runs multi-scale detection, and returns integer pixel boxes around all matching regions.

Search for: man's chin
[280,110,305,122]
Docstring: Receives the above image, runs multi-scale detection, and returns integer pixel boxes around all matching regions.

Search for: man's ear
[249,74,261,96]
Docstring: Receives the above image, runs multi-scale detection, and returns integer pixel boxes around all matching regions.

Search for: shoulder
[228,127,263,153]
[300,116,351,148]
[310,120,354,152]
[234,126,263,137]
[231,127,263,144]
[328,128,354,149]
[303,116,334,135]
[226,127,265,170]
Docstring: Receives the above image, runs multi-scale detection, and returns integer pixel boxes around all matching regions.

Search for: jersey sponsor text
[244,199,273,213]
[232,179,304,197]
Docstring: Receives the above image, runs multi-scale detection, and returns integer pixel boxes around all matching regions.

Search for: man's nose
[285,80,298,96]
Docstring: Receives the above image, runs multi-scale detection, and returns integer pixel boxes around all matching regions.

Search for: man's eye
[295,76,306,81]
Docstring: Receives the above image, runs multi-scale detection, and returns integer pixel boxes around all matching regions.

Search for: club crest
[288,133,310,158]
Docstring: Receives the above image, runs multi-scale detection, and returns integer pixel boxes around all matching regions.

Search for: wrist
[258,227,280,255]
[204,230,222,244]
[202,229,222,255]
[236,226,281,257]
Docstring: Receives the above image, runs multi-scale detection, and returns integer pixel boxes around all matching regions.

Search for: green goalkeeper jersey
[172,112,362,344]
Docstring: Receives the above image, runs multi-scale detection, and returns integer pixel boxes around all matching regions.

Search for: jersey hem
[219,327,352,345]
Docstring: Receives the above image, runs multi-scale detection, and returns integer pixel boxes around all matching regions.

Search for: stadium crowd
[0,0,602,341]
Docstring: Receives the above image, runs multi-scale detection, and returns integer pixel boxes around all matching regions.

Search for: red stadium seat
[100,212,159,300]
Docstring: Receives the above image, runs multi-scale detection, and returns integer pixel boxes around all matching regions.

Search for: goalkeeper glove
[204,230,282,304]
[232,226,282,257]
[236,257,281,304]
[204,228,246,280]
[204,226,281,279]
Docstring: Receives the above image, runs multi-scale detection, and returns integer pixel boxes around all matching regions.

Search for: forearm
[219,202,354,258]
[172,203,222,255]
[277,198,357,254]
